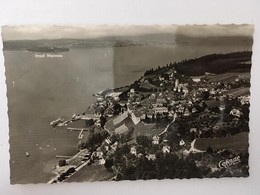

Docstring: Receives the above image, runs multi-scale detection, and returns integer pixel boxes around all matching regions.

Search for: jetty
[56,155,73,159]
[67,127,89,131]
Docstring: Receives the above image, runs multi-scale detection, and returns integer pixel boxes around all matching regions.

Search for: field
[205,99,221,108]
[194,132,249,153]
[207,72,250,83]
[134,122,164,137]
[237,72,251,80]
[65,165,115,182]
[140,82,158,89]
[225,87,250,97]
[208,73,238,83]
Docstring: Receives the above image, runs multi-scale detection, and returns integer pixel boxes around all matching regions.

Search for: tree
[100,129,109,140]
[58,159,67,167]
[104,159,114,171]
[201,91,210,100]
[77,140,85,149]
[67,167,76,174]
[206,146,213,154]
[125,127,134,141]
[110,133,119,143]
[100,115,107,128]
[113,103,122,115]
[85,118,94,126]
[114,144,130,160]
[156,113,162,123]
[152,114,155,122]
[136,135,151,147]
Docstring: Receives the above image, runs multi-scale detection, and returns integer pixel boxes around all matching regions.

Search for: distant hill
[3,33,252,51]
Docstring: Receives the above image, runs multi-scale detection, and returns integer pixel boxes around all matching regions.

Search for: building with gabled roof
[162,145,171,153]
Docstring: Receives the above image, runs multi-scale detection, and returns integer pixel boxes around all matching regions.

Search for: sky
[1,24,254,41]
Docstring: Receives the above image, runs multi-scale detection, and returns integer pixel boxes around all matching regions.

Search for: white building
[152,135,160,145]
[179,139,185,146]
[238,95,250,105]
[162,145,171,153]
[230,109,241,118]
[192,77,201,82]
[153,107,168,114]
[146,154,156,161]
[131,112,141,125]
[130,146,137,156]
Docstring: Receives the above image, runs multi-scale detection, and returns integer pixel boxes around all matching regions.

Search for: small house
[152,135,160,145]
[179,139,185,146]
[230,109,241,118]
[130,146,137,156]
[146,154,156,161]
[162,145,171,153]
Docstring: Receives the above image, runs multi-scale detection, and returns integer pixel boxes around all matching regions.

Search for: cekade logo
[218,156,241,169]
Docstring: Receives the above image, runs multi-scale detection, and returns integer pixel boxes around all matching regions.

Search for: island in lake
[27,46,69,52]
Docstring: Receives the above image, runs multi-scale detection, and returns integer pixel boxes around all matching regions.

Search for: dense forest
[144,51,252,76]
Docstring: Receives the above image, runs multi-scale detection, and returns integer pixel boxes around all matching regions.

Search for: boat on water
[50,118,63,127]
[72,113,82,120]
[25,152,30,157]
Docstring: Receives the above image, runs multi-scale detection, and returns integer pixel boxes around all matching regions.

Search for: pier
[67,127,89,131]
[56,155,73,159]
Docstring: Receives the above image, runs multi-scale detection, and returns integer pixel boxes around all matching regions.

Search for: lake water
[4,42,252,183]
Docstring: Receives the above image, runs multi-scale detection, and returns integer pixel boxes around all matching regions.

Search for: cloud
[176,24,254,37]
[1,24,253,41]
